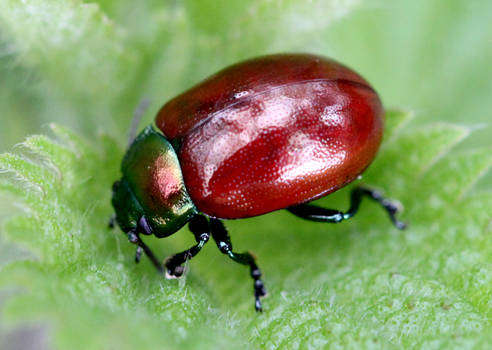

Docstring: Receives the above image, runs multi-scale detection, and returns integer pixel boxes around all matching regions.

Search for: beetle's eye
[112,181,121,192]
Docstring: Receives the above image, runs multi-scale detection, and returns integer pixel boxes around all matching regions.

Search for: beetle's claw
[386,199,407,230]
[164,256,188,279]
[255,299,263,312]
[394,219,407,230]
[165,265,187,279]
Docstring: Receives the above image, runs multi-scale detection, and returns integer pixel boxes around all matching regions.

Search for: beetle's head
[111,126,197,237]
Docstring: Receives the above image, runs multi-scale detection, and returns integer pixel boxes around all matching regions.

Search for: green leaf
[1,109,491,349]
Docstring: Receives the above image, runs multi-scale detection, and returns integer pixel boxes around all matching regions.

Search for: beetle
[110,53,406,311]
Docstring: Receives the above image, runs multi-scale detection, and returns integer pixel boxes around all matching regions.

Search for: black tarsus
[288,186,407,230]
[135,246,143,263]
[209,218,266,312]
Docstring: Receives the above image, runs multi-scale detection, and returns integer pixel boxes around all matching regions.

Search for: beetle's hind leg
[288,186,406,230]
[164,214,210,278]
[349,187,407,229]
[209,218,266,312]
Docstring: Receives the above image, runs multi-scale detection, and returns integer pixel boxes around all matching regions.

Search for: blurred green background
[1,1,491,152]
[1,0,491,349]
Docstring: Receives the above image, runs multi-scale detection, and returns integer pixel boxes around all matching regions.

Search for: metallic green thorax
[111,126,197,237]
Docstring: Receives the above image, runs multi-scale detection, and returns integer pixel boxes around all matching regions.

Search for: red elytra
[156,53,383,219]
[111,53,405,312]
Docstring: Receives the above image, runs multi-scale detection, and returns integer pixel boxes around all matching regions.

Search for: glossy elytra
[110,54,406,312]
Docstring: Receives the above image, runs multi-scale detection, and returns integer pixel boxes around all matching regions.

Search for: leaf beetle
[110,53,406,311]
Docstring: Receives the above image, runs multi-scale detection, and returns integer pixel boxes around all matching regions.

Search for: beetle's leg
[127,230,164,274]
[165,214,210,278]
[108,214,145,263]
[288,186,406,230]
[209,218,266,312]
[108,214,116,229]
[347,187,407,229]
[135,246,143,263]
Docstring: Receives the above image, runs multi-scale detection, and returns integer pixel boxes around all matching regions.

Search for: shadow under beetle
[110,54,406,312]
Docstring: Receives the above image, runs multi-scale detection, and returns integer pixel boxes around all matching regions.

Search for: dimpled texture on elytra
[156,54,383,218]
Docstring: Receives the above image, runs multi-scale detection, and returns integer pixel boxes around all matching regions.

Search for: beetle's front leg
[135,246,143,263]
[108,214,116,229]
[164,214,210,278]
[209,218,267,312]
[127,230,164,274]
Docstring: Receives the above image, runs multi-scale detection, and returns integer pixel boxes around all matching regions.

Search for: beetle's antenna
[128,98,151,147]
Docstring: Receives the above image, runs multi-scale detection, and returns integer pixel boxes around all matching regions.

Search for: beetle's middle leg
[209,218,267,312]
[287,186,406,230]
